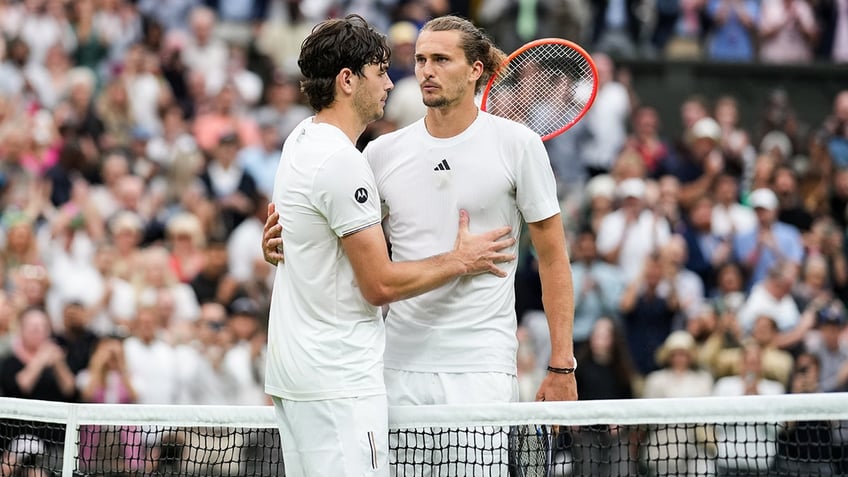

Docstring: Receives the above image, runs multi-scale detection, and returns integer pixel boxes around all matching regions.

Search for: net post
[61,404,79,477]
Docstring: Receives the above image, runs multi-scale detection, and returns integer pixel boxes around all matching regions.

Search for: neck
[424,103,479,138]
[314,107,366,145]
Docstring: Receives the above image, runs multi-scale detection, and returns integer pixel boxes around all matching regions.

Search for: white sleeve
[312,149,382,237]
[515,133,561,223]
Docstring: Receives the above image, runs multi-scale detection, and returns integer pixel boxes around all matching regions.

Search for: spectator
[712,173,757,239]
[226,195,273,300]
[181,6,228,95]
[580,174,618,235]
[106,210,145,282]
[590,0,642,58]
[190,236,243,306]
[253,73,312,140]
[131,245,200,325]
[596,177,672,283]
[192,83,260,152]
[736,261,802,334]
[713,341,785,474]
[145,103,200,173]
[53,300,99,376]
[222,297,266,405]
[773,165,814,233]
[0,306,76,402]
[89,150,131,220]
[661,0,708,60]
[755,88,808,158]
[657,116,725,211]
[570,228,626,347]
[658,234,706,325]
[805,302,848,392]
[198,131,258,236]
[173,301,233,405]
[164,212,206,284]
[576,53,632,178]
[77,335,136,404]
[76,336,138,475]
[816,0,848,62]
[572,317,636,477]
[95,79,134,149]
[17,0,77,66]
[619,252,679,375]
[706,0,760,61]
[822,90,848,169]
[706,314,795,386]
[641,330,714,476]
[758,0,819,64]
[71,0,110,73]
[733,187,804,288]
[122,305,178,404]
[681,195,733,293]
[237,111,282,199]
[776,351,839,475]
[714,95,756,179]
[628,105,674,177]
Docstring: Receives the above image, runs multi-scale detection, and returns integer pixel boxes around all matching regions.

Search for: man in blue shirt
[733,188,804,290]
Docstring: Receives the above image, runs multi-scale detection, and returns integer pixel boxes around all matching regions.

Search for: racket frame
[480,38,599,142]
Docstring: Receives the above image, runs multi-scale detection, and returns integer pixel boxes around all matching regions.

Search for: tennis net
[1,393,847,476]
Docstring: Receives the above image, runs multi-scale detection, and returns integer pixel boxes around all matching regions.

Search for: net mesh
[482,41,597,141]
[1,394,847,476]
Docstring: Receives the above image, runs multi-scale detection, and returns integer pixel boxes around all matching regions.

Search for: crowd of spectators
[0,0,841,425]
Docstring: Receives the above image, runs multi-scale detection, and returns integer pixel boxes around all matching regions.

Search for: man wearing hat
[596,177,672,283]
[656,116,725,210]
[733,187,804,289]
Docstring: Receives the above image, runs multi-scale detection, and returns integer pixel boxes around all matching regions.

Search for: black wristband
[547,357,577,375]
[547,365,575,375]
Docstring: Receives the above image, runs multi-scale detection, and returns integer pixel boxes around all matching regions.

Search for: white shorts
[385,370,518,477]
[384,369,519,405]
[272,394,388,477]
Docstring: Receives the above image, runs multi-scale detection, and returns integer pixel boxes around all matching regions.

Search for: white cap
[617,177,646,199]
[691,117,722,142]
[586,174,617,200]
[748,188,778,210]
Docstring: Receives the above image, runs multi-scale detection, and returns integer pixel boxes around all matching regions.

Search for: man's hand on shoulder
[263,202,285,266]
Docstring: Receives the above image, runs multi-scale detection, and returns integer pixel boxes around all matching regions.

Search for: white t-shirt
[365,112,560,376]
[596,209,672,282]
[264,118,385,401]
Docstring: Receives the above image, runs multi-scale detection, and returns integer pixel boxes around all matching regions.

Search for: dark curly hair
[297,14,391,112]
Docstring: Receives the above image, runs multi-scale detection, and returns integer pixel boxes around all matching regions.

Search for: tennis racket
[481,38,598,142]
[508,424,553,477]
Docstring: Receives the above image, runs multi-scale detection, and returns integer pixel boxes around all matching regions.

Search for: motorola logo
[355,188,368,203]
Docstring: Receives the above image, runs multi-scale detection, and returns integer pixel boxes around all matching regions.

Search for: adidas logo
[434,159,451,171]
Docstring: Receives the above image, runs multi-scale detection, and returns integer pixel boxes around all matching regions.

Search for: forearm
[539,257,575,366]
[372,252,469,306]
[53,362,77,398]
[15,362,47,394]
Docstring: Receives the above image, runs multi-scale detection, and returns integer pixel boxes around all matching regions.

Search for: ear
[337,68,356,95]
[469,60,484,84]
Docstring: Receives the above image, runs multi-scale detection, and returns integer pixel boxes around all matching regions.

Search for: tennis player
[264,15,517,477]
[369,16,577,475]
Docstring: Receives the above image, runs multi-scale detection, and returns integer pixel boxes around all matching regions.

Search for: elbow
[360,284,395,307]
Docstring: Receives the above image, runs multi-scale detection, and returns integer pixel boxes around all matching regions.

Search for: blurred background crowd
[0,0,843,419]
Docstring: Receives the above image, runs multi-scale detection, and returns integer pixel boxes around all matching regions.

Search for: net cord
[2,393,847,430]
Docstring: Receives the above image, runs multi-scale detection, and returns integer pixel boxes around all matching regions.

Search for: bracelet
[547,357,577,375]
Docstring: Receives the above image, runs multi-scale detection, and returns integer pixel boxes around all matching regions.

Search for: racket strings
[485,43,596,139]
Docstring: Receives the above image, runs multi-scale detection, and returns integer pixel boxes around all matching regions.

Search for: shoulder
[365,122,421,156]
[479,111,539,141]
